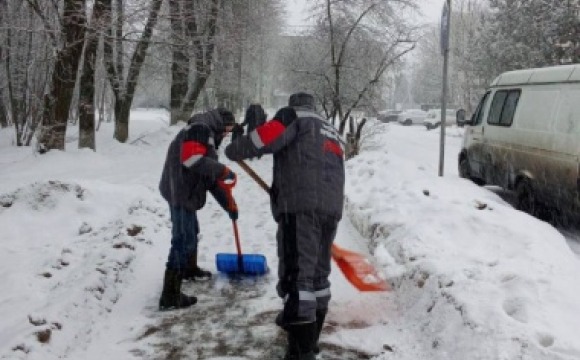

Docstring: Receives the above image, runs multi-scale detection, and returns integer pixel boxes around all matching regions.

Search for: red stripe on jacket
[255,120,286,147]
[181,141,207,164]
[323,139,343,157]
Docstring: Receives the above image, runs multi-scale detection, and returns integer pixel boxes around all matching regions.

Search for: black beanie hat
[217,108,236,127]
[288,92,316,110]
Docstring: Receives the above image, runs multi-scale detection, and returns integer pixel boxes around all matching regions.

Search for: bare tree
[0,1,8,129]
[282,0,418,135]
[2,1,53,146]
[210,0,284,112]
[103,0,163,142]
[36,0,87,152]
[78,0,107,150]
[167,0,219,125]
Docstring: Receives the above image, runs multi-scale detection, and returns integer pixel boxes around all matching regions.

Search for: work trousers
[166,206,199,272]
[276,211,339,325]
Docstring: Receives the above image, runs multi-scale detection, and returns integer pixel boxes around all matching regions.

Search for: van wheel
[459,156,470,179]
[516,180,537,216]
[459,156,485,185]
[404,119,412,126]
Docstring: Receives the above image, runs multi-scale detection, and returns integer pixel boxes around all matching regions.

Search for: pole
[439,0,451,177]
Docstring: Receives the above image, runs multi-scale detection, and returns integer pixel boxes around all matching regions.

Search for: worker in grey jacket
[158,108,238,310]
[225,93,345,360]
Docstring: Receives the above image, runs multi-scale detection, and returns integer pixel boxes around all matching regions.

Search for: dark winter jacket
[225,105,345,220]
[242,104,267,133]
[159,109,230,212]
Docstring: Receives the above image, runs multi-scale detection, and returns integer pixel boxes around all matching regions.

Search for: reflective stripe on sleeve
[250,130,264,149]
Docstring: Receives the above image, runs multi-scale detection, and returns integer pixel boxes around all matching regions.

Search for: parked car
[397,109,428,125]
[423,109,457,130]
[457,63,580,217]
[378,110,402,123]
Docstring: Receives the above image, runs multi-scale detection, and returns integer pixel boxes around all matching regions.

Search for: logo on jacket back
[321,123,344,157]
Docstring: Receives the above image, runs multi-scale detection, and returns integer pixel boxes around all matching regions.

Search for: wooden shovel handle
[236,160,387,291]
[236,160,271,193]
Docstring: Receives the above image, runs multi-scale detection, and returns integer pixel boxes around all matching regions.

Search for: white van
[458,64,580,216]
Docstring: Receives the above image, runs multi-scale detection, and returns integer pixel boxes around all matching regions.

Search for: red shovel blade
[331,244,390,292]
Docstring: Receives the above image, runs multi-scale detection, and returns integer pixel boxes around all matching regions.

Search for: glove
[219,167,237,186]
[232,123,244,138]
[212,169,238,220]
[228,201,238,220]
[212,184,238,220]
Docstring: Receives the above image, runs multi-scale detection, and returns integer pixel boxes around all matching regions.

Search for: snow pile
[344,126,580,360]
[0,179,170,359]
[0,109,176,359]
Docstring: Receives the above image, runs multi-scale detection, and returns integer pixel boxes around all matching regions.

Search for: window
[487,89,520,127]
[499,91,520,126]
[473,92,490,126]
[487,91,508,125]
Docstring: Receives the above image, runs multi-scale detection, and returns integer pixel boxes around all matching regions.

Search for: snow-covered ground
[1,110,580,360]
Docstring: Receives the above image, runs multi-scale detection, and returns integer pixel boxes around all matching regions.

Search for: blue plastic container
[216,253,268,275]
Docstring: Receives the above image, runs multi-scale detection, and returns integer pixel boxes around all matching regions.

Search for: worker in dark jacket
[158,108,238,310]
[225,93,345,359]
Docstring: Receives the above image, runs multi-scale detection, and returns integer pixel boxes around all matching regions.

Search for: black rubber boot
[313,309,327,354]
[283,332,299,360]
[159,269,197,310]
[287,322,317,360]
[182,251,212,281]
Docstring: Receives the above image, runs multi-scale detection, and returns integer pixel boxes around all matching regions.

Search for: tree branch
[24,0,57,47]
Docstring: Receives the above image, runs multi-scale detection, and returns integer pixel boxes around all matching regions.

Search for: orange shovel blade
[331,244,390,292]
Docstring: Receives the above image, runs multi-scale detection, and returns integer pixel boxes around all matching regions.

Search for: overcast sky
[286,0,445,27]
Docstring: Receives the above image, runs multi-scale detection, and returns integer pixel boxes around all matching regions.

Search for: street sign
[440,1,450,55]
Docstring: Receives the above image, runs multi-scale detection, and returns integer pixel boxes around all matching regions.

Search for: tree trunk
[179,75,210,120]
[78,0,106,150]
[0,84,7,128]
[37,0,87,152]
[5,22,24,145]
[0,1,9,128]
[173,0,218,122]
[169,0,190,125]
[114,98,131,142]
[79,42,97,150]
[106,0,163,143]
[345,118,366,160]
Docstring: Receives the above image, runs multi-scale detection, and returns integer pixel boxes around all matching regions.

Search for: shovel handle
[236,160,270,193]
[232,220,242,256]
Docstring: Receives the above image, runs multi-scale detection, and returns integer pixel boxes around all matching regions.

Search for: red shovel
[235,160,390,292]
